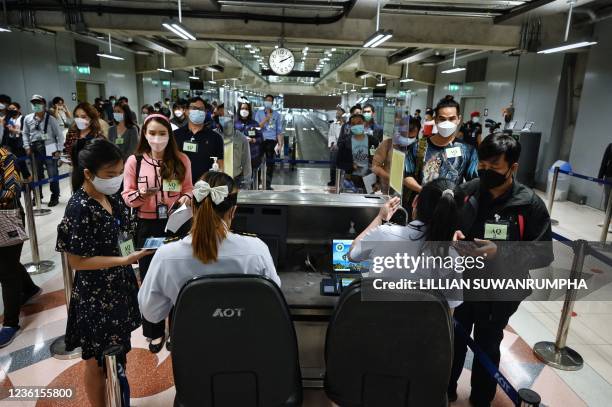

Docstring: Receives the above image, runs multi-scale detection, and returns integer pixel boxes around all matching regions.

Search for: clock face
[269,48,295,75]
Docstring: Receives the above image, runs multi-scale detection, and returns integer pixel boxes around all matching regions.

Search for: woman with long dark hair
[235,102,263,188]
[63,102,105,164]
[122,114,192,352]
[56,138,150,406]
[108,102,139,160]
[138,171,279,326]
[349,178,465,308]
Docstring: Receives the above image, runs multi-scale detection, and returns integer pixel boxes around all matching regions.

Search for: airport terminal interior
[0,0,612,406]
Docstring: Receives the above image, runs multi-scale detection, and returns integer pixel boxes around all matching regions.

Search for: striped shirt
[0,147,20,204]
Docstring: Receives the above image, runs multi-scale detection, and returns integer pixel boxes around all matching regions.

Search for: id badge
[183,141,198,153]
[40,133,49,141]
[157,204,168,220]
[163,179,181,193]
[248,130,256,137]
[115,137,124,145]
[118,232,135,257]
[445,146,462,159]
[484,221,509,241]
[369,146,377,156]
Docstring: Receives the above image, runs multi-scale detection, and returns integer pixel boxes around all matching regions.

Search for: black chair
[324,280,453,407]
[171,274,302,407]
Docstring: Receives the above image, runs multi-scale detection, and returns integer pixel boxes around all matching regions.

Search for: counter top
[238,191,386,208]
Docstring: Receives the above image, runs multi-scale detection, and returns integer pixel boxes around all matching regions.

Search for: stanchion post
[253,166,260,191]
[50,252,81,359]
[548,166,559,226]
[103,346,123,407]
[29,153,52,217]
[261,159,267,190]
[533,239,586,371]
[335,169,342,194]
[518,388,541,406]
[600,187,612,243]
[22,183,54,275]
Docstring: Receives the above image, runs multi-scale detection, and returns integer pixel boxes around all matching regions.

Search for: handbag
[0,201,28,247]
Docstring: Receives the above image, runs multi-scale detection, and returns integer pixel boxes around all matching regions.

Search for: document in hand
[165,204,193,234]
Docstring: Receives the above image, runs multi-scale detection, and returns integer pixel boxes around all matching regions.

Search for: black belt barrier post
[547,166,559,226]
[600,188,611,244]
[518,388,541,406]
[50,253,82,359]
[22,183,54,275]
[533,239,586,370]
[29,154,52,216]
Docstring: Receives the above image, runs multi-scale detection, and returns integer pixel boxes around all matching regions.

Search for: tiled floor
[1,170,611,406]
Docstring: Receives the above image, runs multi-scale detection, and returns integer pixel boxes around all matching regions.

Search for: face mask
[398,136,416,147]
[32,104,44,113]
[142,113,148,120]
[90,173,123,195]
[113,113,124,122]
[351,124,365,135]
[174,110,184,119]
[146,135,169,153]
[240,109,249,118]
[109,99,116,105]
[189,110,206,125]
[75,117,90,130]
[472,117,480,124]
[436,120,457,138]
[0,104,5,110]
[363,112,373,122]
[478,168,510,190]
[264,101,273,109]
[219,117,231,127]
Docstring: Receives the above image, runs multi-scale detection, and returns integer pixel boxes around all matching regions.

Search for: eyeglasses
[189,105,205,111]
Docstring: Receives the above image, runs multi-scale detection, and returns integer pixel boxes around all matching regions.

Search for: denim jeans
[31,141,60,199]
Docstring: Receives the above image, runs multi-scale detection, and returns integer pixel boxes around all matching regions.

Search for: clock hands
[279,56,293,63]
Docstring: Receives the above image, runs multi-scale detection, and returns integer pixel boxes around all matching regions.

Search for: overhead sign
[76,65,91,75]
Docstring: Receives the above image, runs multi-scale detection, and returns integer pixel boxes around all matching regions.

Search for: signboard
[76,65,91,75]
[389,149,406,196]
[382,106,396,140]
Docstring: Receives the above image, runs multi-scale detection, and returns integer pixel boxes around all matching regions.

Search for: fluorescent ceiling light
[97,53,125,61]
[162,20,196,41]
[0,26,11,33]
[245,44,252,48]
[376,82,386,87]
[400,78,414,83]
[537,41,597,54]
[331,48,336,52]
[361,86,369,90]
[441,67,466,74]
[157,68,172,73]
[363,29,393,48]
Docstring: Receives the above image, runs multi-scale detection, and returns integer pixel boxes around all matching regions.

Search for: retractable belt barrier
[548,167,612,243]
[266,158,331,165]
[454,319,542,406]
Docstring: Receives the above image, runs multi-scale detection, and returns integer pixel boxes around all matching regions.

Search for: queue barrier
[454,320,542,406]
[548,167,612,243]
[103,345,126,407]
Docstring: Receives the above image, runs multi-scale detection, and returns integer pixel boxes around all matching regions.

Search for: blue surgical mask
[113,112,124,122]
[363,112,373,122]
[398,136,416,147]
[351,124,365,135]
[264,101,273,109]
[189,109,206,125]
[32,104,44,113]
[219,116,231,127]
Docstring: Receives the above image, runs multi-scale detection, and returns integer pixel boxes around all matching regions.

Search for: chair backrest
[171,274,302,407]
[324,280,453,407]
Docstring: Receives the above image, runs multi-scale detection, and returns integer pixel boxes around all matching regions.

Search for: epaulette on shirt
[233,230,258,238]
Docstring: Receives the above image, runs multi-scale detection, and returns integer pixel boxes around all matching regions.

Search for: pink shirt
[122,153,193,219]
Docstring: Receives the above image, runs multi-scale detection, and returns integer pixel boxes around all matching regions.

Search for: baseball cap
[470,111,480,118]
[30,94,46,103]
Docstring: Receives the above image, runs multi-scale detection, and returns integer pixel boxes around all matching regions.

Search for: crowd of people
[0,91,554,407]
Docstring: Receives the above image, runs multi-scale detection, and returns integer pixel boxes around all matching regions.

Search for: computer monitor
[332,239,370,274]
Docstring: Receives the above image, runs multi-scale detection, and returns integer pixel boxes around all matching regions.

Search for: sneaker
[21,286,42,306]
[48,198,59,207]
[266,186,274,191]
[0,327,19,348]
[327,181,335,187]
[166,337,172,352]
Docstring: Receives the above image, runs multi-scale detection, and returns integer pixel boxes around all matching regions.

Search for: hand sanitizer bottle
[210,157,219,172]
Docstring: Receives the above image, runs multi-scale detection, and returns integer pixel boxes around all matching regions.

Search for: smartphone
[140,237,166,250]
[146,187,160,193]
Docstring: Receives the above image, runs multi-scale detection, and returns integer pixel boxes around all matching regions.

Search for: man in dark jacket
[599,143,612,211]
[335,113,379,192]
[448,133,553,407]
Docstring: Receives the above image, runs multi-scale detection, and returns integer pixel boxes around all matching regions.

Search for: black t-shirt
[460,122,481,147]
[174,124,224,181]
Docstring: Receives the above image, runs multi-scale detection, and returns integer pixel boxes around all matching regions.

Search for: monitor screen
[332,239,370,274]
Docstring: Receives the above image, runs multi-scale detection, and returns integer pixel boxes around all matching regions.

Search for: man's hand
[473,238,498,259]
[26,148,32,156]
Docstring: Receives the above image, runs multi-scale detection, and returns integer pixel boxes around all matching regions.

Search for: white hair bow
[193,180,229,204]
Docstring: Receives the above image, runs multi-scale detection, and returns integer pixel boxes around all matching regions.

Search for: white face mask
[174,110,184,118]
[75,117,90,130]
[472,117,480,123]
[436,120,457,138]
[146,135,169,153]
[398,136,416,147]
[240,109,249,118]
[90,174,123,195]
[0,104,5,110]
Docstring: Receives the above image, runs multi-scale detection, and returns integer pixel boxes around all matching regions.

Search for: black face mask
[478,168,511,190]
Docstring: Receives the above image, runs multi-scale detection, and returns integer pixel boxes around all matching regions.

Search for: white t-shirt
[350,220,462,308]
[138,233,280,323]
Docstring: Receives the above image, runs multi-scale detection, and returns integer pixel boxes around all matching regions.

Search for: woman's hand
[139,187,156,199]
[378,196,401,222]
[177,195,192,207]
[452,230,465,242]
[473,238,498,259]
[124,250,154,265]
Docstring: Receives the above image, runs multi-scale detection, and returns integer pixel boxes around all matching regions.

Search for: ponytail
[191,172,238,264]
[415,178,464,242]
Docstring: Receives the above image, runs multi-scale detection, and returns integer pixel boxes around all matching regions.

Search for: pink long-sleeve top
[122,153,193,219]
